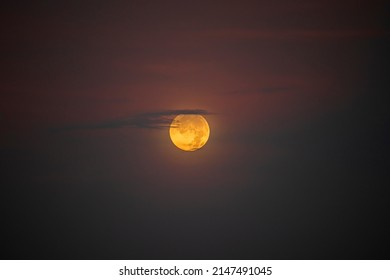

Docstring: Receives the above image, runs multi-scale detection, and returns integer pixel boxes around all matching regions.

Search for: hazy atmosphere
[1,0,389,259]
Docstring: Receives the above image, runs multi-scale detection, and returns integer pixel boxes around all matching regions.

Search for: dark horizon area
[1,0,389,259]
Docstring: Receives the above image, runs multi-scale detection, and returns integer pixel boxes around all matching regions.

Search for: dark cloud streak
[53,109,212,132]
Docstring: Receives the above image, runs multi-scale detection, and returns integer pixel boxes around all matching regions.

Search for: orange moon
[169,114,210,151]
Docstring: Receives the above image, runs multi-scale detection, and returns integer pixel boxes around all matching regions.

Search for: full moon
[169,114,210,152]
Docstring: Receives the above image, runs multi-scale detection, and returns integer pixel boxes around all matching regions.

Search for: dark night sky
[1,0,389,259]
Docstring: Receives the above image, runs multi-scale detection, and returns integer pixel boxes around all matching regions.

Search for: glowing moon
[169,114,210,152]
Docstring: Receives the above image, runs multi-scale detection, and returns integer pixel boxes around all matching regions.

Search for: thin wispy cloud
[225,87,294,95]
[201,28,388,41]
[53,109,212,132]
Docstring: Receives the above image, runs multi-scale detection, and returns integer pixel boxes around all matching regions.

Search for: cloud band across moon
[54,109,212,131]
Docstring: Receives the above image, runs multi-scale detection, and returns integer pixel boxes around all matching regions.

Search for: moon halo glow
[169,114,210,152]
